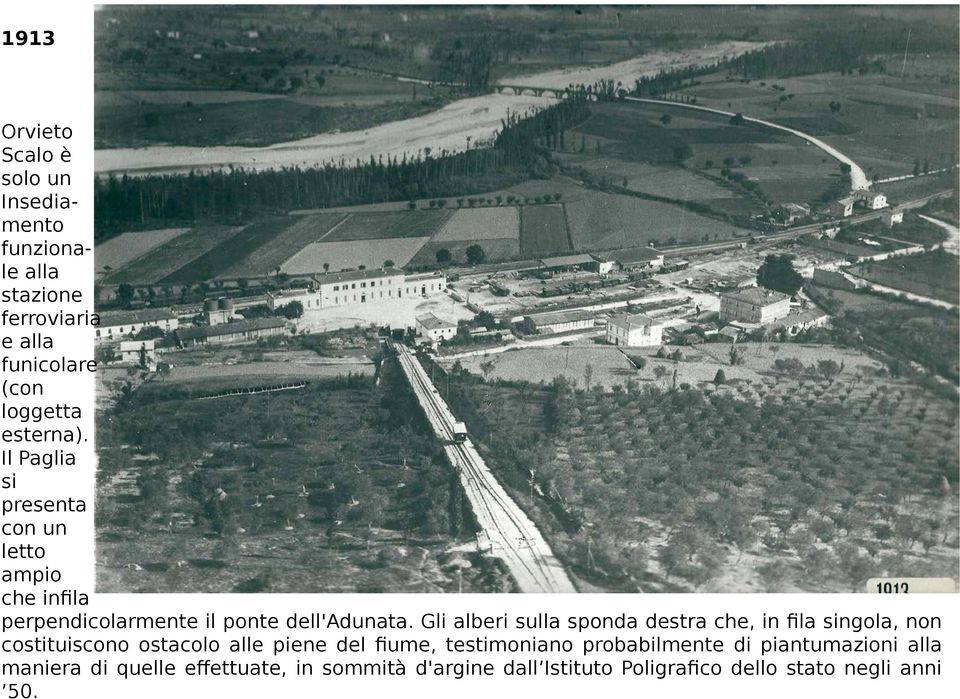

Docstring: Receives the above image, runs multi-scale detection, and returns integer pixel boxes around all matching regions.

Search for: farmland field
[218,213,346,278]
[432,207,520,242]
[847,250,960,304]
[565,191,745,250]
[322,210,453,243]
[161,217,300,284]
[102,224,243,285]
[96,362,511,593]
[95,227,190,277]
[450,346,636,389]
[673,68,960,179]
[564,100,839,207]
[280,237,430,275]
[410,237,521,268]
[519,204,571,256]
[439,346,959,592]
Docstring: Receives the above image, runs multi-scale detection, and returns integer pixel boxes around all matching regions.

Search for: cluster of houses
[829,188,907,228]
[97,265,454,367]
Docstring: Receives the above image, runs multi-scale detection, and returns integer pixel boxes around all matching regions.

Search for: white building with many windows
[719,288,791,324]
[265,268,447,314]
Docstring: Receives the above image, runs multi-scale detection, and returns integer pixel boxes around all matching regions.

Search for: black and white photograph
[92,4,959,594]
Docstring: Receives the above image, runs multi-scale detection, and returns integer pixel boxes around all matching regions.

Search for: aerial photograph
[93,4,959,593]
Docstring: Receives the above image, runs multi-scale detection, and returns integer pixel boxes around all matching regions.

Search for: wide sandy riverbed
[95,94,553,176]
[95,41,766,178]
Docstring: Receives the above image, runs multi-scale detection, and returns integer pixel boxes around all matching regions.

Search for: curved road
[623,96,870,192]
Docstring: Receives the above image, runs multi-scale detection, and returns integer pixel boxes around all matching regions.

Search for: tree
[435,248,452,267]
[583,363,594,388]
[117,283,135,308]
[383,259,395,268]
[274,301,303,319]
[729,345,745,366]
[713,369,727,386]
[465,244,486,265]
[314,75,326,90]
[673,144,693,163]
[756,254,803,295]
[659,113,672,125]
[474,311,496,328]
[322,262,330,274]
[729,112,745,125]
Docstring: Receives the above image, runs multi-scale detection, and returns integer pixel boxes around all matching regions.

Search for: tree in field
[673,144,693,163]
[465,244,486,265]
[729,112,745,125]
[383,259,395,268]
[314,75,326,90]
[713,369,726,386]
[117,283,135,308]
[757,253,803,295]
[659,113,672,125]
[322,262,330,274]
[729,345,745,366]
[479,360,495,381]
[583,363,594,388]
[435,248,452,268]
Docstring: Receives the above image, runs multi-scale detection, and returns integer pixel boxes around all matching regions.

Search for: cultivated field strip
[161,216,299,283]
[219,213,347,278]
[394,345,576,593]
[432,207,520,242]
[323,210,455,243]
[519,204,572,256]
[280,236,430,275]
[95,227,191,277]
[102,224,243,285]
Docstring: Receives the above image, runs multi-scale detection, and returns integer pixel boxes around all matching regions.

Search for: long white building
[266,267,447,314]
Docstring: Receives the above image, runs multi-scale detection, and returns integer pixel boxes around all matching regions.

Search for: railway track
[394,344,576,593]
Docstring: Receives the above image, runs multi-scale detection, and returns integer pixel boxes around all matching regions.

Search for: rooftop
[99,308,178,327]
[608,313,657,330]
[416,313,457,331]
[539,254,597,268]
[720,287,791,306]
[597,246,664,264]
[176,317,286,341]
[313,267,405,286]
[525,308,596,326]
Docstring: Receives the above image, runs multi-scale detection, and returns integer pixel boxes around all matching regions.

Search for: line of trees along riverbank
[93,95,590,237]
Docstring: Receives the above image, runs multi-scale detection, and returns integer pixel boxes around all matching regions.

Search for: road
[622,96,869,192]
[393,344,576,593]
[919,215,960,256]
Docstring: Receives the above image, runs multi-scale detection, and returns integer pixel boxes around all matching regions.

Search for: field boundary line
[561,202,575,252]
[316,213,352,242]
